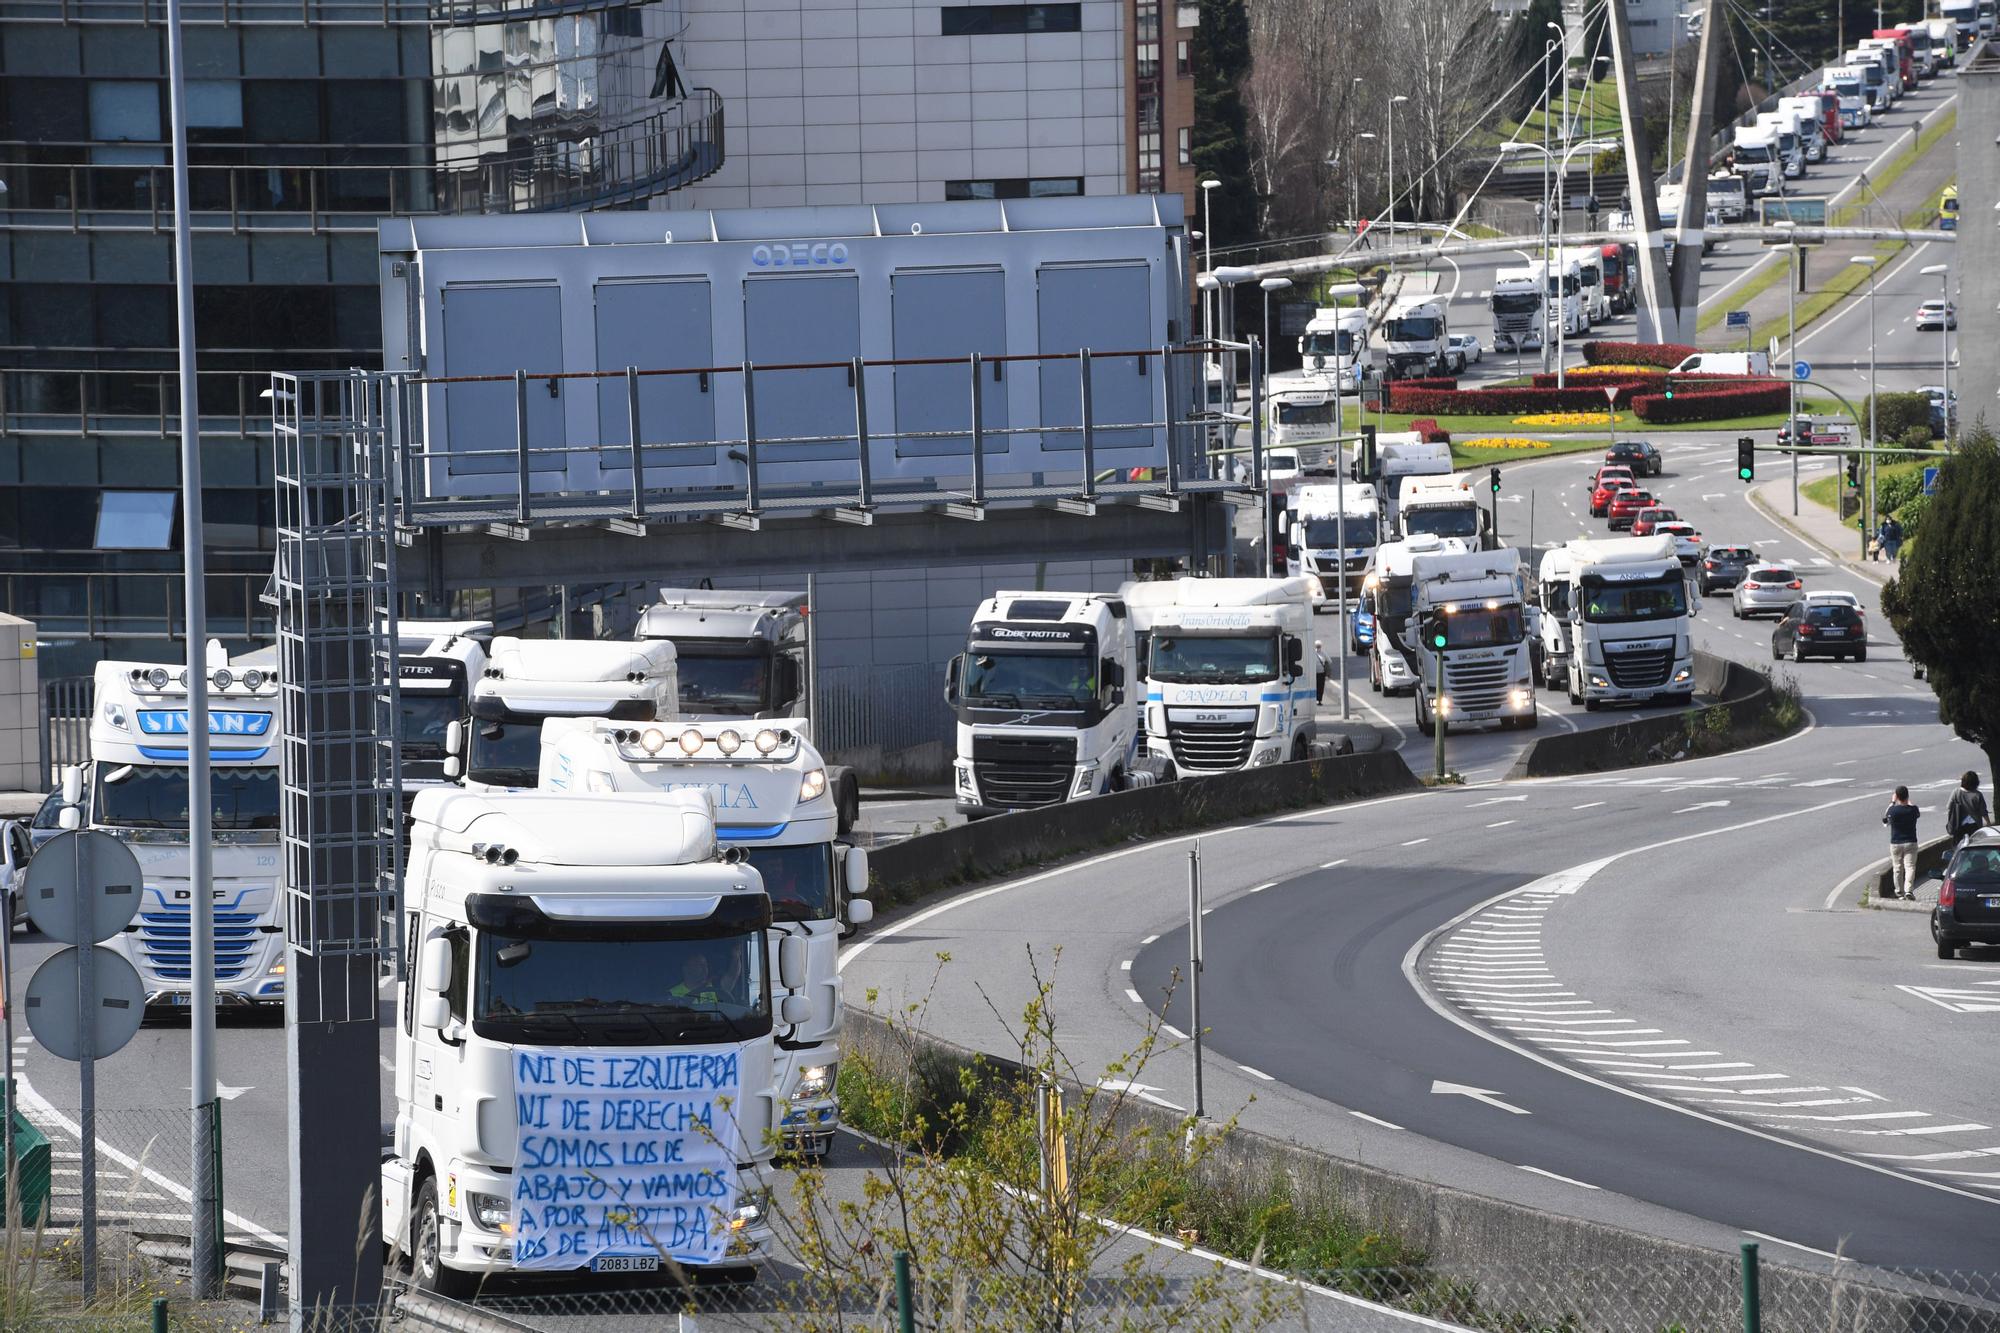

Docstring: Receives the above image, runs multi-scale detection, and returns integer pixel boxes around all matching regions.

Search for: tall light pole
[1349,76,1365,234]
[1921,262,1952,440]
[1388,94,1408,243]
[1320,280,1367,723]
[1199,178,1221,347]
[1850,254,1880,555]
[1356,132,1378,243]
[1501,138,1613,388]
[1197,273,1221,479]
[1260,275,1292,572]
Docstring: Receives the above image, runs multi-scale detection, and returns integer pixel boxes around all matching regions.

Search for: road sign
[1761,196,1828,242]
[1726,310,1751,328]
[24,946,144,1062]
[1924,466,1939,495]
[1792,360,1811,381]
[24,832,141,945]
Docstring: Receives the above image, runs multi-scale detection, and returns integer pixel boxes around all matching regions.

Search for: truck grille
[1443,658,1512,711]
[971,734,1077,809]
[137,907,260,980]
[1167,721,1255,771]
[1605,647,1672,689]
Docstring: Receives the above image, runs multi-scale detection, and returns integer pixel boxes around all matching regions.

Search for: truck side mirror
[779,994,812,1026]
[61,766,83,808]
[943,654,963,706]
[842,844,870,897]
[778,934,807,991]
[416,993,450,1031]
[442,720,465,781]
[420,936,453,995]
[1283,635,1305,678]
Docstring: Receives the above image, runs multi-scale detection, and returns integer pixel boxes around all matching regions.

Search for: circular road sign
[24,830,143,945]
[1792,360,1811,381]
[24,946,146,1062]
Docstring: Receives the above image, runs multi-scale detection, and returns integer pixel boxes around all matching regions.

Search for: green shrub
[1898,491,1929,539]
[1864,391,1932,442]
[1876,470,1923,515]
[1899,424,1934,450]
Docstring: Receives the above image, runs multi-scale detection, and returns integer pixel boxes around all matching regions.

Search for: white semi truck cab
[384,789,787,1296]
[1562,246,1608,325]
[1382,298,1447,379]
[1285,481,1382,606]
[1298,306,1370,389]
[1268,382,1341,468]
[1358,534,1468,696]
[1407,548,1537,734]
[1536,545,1577,690]
[946,591,1152,817]
[398,620,492,788]
[459,637,680,789]
[538,717,872,1155]
[1371,435,1453,534]
[1564,536,1697,709]
[1136,577,1321,776]
[1730,127,1778,195]
[88,644,285,1009]
[1399,474,1488,548]
[1490,268,1544,353]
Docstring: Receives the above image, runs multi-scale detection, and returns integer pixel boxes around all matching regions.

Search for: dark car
[1771,601,1866,662]
[1605,440,1662,476]
[1934,831,2000,959]
[1697,544,1755,595]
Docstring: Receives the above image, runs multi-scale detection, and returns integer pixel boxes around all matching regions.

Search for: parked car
[1606,487,1659,531]
[1655,521,1703,564]
[1933,830,2000,959]
[1630,505,1682,537]
[1733,564,1802,618]
[1698,544,1757,595]
[1605,440,1663,476]
[1772,600,1866,661]
[1915,299,1957,331]
[1445,334,1483,370]
[1589,468,1638,516]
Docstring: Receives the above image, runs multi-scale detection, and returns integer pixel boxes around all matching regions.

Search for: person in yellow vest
[670,952,719,1005]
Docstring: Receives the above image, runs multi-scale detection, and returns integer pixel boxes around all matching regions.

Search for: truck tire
[1415,691,1434,738]
[1521,709,1540,730]
[831,768,861,836]
[411,1176,479,1301]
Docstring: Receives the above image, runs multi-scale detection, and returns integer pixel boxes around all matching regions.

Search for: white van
[1669,351,1771,378]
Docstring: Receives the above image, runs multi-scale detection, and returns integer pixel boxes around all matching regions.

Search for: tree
[1881,424,2000,789]
[1191,0,1256,247]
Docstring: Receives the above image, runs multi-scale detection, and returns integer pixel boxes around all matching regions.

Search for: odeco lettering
[751,242,850,270]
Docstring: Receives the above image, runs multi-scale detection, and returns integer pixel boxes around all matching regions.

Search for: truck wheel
[1583,698,1601,712]
[1521,709,1540,730]
[1415,692,1434,738]
[411,1176,479,1300]
[834,772,861,836]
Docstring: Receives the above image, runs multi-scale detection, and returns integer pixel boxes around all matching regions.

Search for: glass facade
[0,0,723,678]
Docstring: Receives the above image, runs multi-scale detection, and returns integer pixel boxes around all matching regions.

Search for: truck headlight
[1436,695,1451,715]
[794,1063,835,1100]
[799,768,827,802]
[729,1190,772,1232]
[1589,675,1609,688]
[1071,763,1100,798]
[1509,689,1532,710]
[1250,746,1282,767]
[1672,668,1692,683]
[955,763,977,799]
[467,1191,511,1233]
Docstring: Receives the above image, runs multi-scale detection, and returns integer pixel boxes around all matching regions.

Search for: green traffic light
[1431,632,1447,649]
[1738,466,1753,481]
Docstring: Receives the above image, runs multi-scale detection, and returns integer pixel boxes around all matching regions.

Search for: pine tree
[1191,0,1255,247]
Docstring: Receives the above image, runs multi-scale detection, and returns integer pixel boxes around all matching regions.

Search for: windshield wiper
[968,692,1022,708]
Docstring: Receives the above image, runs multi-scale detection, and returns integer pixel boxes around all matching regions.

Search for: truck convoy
[1489,268,1545,353]
[539,718,871,1158]
[1135,577,1322,776]
[398,620,492,788]
[384,789,786,1295]
[1285,481,1382,607]
[1382,296,1449,379]
[1398,474,1489,548]
[1358,533,1469,695]
[1562,246,1609,326]
[87,643,285,1009]
[1559,536,1696,710]
[1297,305,1371,389]
[946,590,1153,817]
[1406,547,1537,735]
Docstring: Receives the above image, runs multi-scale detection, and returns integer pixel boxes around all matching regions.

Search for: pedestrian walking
[1883,785,1922,899]
[1946,771,1989,842]
[1879,514,1904,561]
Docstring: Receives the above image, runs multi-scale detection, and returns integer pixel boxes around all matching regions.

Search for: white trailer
[1536,544,1577,690]
[1137,577,1322,776]
[1563,535,1697,709]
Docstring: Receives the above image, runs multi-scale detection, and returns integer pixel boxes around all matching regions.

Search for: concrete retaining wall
[843,1009,2000,1333]
[866,749,1420,912]
[1512,651,1780,778]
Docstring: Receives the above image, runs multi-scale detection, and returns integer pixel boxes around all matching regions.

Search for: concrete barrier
[1874,833,1956,902]
[843,1009,2000,1333]
[1511,651,1785,778]
[866,749,1419,913]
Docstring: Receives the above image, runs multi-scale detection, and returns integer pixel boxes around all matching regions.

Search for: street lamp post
[1356,132,1378,245]
[1319,280,1367,722]
[1921,262,1952,441]
[1849,254,1880,556]
[1349,77,1365,236]
[1501,137,1613,389]
[1388,95,1407,245]
[1199,178,1220,347]
[1260,276,1292,573]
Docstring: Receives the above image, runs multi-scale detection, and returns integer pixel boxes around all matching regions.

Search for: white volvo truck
[1285,482,1382,609]
[1135,577,1321,776]
[1406,547,1537,735]
[398,620,492,788]
[1563,536,1697,709]
[538,717,871,1156]
[87,644,285,1009]
[384,789,790,1296]
[1358,534,1469,696]
[1536,545,1577,690]
[635,587,859,833]
[456,637,680,790]
[1490,268,1545,353]
[946,591,1156,817]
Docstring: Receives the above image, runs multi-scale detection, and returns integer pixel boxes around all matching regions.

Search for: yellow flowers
[1512,411,1622,426]
[1567,364,1658,376]
[1461,437,1553,450]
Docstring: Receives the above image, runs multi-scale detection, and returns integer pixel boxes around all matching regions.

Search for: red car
[1631,505,1680,537]
[1589,468,1637,516]
[1607,488,1658,530]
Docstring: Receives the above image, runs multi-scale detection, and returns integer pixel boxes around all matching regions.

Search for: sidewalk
[1748,476,1893,585]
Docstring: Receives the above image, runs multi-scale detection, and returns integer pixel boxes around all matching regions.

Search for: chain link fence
[815,661,954,787]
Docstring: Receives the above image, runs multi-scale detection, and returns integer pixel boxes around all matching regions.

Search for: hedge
[1581,340,1699,368]
[1390,382,1658,415]
[1530,369,1666,389]
[1629,381,1790,423]
[1862,391,1933,442]
[1409,417,1450,443]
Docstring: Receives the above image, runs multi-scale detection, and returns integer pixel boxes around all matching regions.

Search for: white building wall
[675,0,1127,209]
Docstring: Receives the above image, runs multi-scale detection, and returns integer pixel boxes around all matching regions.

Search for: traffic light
[1664,379,1677,400]
[1845,455,1860,488]
[1737,436,1755,483]
[1428,611,1448,650]
[1489,466,1502,495]
[1358,424,1378,481]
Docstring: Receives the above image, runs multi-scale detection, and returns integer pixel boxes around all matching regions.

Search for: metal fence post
[1739,1240,1760,1333]
[894,1250,915,1333]
[1079,348,1097,503]
[625,366,645,519]
[514,368,532,523]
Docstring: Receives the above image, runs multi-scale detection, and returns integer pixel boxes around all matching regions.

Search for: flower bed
[1513,411,1622,426]
[1459,437,1553,451]
[1581,340,1699,368]
[1630,380,1790,423]
[1409,417,1450,443]
[1530,368,1665,387]
[1389,383,1655,414]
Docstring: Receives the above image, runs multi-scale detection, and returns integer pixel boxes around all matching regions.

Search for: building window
[1177,126,1191,165]
[945,177,1085,200]
[95,491,176,551]
[1138,130,1162,193]
[1137,41,1160,79]
[1138,94,1160,131]
[1176,39,1190,74]
[940,3,1082,35]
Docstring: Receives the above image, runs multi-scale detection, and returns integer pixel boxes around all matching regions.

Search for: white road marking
[1572,801,1605,809]
[1249,881,1276,893]
[1140,933,1159,945]
[1237,1064,1276,1081]
[1672,800,1732,813]
[1349,1111,1404,1130]
[1517,1165,1600,1190]
[1401,837,1429,846]
[1161,1023,1189,1040]
[1125,988,1144,1004]
[1744,1231,1851,1262]
[1120,959,1132,970]
[1486,820,1518,829]
[1321,858,1348,869]
[1431,1080,1530,1114]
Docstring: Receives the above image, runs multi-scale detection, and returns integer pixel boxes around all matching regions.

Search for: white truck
[1705,172,1749,223]
[1372,435,1453,534]
[945,591,1155,817]
[1381,297,1448,379]
[1268,381,1342,467]
[1406,547,1538,735]
[1729,126,1780,196]
[1562,246,1609,326]
[1824,68,1871,128]
[1358,533,1469,696]
[1136,577,1322,776]
[1777,98,1828,162]
[1489,268,1545,353]
[1285,481,1382,608]
[1755,110,1810,176]
[539,718,871,1158]
[1926,16,1960,62]
[635,587,859,833]
[457,637,680,789]
[1562,535,1697,710]
[1845,48,1894,110]
[1541,258,1586,337]
[1535,544,1577,691]
[383,788,787,1296]
[1398,473,1488,548]
[87,644,285,1010]
[1942,0,1977,45]
[1297,306,1370,389]
[399,620,492,788]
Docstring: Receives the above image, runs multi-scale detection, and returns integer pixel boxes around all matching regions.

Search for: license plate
[169,993,190,1006]
[591,1255,660,1273]
[1820,629,1846,637]
[1985,897,1999,909]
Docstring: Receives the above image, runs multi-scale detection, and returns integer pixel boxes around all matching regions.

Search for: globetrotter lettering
[510,1045,742,1268]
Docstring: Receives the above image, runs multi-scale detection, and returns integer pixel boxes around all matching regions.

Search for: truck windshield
[1404,506,1481,540]
[1376,580,1413,624]
[1302,515,1380,548]
[1301,330,1360,358]
[1275,401,1336,426]
[743,844,835,922]
[674,649,770,716]
[95,764,280,831]
[1544,275,1578,298]
[468,716,545,788]
[1601,253,1623,279]
[399,693,459,759]
[475,927,768,1046]
[1386,316,1441,342]
[962,649,1095,709]
[1736,144,1772,162]
[1147,633,1279,684]
[1542,581,1572,617]
[1491,291,1540,315]
[1580,573,1688,623]
[1444,605,1525,647]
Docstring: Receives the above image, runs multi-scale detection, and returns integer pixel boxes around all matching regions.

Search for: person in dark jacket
[1946,771,1989,842]
[1883,786,1922,899]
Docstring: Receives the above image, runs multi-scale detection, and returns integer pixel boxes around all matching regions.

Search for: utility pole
[1187,845,1205,1120]
[1789,243,1800,516]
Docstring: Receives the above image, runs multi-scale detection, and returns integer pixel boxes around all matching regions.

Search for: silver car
[1732,564,1801,619]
